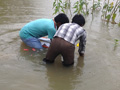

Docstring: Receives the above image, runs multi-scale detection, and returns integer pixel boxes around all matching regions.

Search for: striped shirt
[54,23,86,53]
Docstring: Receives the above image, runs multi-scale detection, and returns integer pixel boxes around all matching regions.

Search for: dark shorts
[45,37,75,66]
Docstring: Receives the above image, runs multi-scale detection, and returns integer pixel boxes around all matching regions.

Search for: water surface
[0,0,120,90]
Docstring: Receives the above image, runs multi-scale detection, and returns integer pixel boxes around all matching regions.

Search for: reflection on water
[45,56,84,90]
[0,0,120,90]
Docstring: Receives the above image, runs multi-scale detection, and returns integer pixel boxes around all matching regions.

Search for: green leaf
[73,5,78,8]
[115,39,119,42]
[106,14,111,20]
[103,4,108,9]
[61,9,65,13]
[74,8,78,14]
[58,2,60,7]
[74,1,78,6]
[53,2,56,8]
[118,22,120,26]
[112,13,116,21]
[59,0,62,3]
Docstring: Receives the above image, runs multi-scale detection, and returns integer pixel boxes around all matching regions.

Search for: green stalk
[92,0,94,13]
[78,0,80,14]
[105,0,109,21]
[85,0,88,15]
[110,0,119,23]
[68,0,72,18]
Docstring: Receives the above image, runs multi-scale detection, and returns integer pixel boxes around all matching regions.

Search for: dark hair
[54,13,69,24]
[72,14,85,26]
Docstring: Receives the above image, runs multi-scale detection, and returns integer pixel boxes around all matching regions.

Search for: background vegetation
[52,0,120,48]
[52,0,120,26]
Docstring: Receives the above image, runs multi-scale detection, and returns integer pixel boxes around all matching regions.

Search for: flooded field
[0,0,120,90]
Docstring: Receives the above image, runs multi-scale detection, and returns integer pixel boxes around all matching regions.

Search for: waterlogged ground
[0,0,120,90]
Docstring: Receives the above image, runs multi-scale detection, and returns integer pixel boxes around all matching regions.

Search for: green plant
[53,0,65,14]
[91,0,101,11]
[53,0,72,18]
[114,39,119,46]
[52,0,120,25]
[102,0,120,24]
[73,0,89,15]
[118,22,120,26]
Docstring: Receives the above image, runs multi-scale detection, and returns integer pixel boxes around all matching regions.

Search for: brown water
[0,0,120,90]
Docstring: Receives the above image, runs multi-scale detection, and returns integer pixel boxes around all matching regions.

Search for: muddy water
[0,0,120,90]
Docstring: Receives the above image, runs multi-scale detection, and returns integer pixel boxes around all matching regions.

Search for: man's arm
[78,30,86,57]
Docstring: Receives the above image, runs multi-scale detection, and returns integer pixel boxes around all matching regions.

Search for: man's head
[54,13,69,29]
[72,14,85,26]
